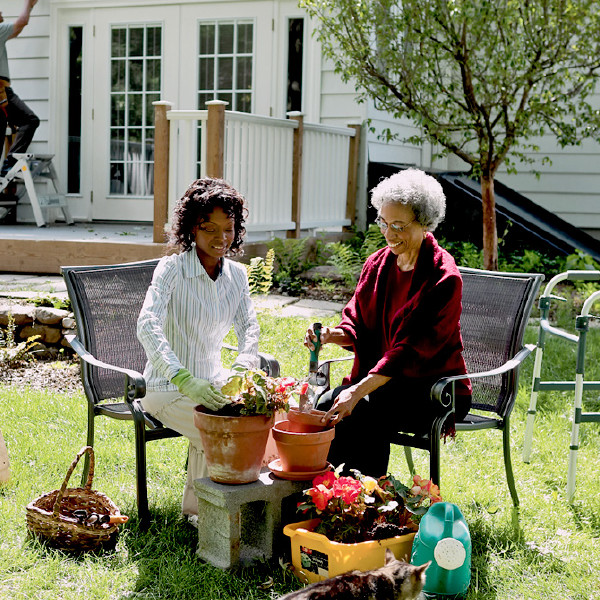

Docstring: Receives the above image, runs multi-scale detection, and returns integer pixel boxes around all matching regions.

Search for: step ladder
[0,153,73,227]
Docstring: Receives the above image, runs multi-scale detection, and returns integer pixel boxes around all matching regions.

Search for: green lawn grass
[1,311,600,599]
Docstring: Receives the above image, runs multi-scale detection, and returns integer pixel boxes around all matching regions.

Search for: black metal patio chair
[313,267,543,507]
[62,258,279,525]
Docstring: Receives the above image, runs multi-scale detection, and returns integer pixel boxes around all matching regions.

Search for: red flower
[333,477,362,504]
[307,484,333,511]
[313,470,336,489]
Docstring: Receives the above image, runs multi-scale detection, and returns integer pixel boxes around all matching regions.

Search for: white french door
[90,7,179,221]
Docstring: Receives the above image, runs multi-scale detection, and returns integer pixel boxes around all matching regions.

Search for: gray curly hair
[370,168,446,232]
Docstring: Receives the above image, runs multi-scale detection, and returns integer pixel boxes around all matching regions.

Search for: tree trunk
[481,173,498,271]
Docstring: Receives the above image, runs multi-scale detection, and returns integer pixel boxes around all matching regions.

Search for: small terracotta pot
[194,406,274,484]
[272,420,335,472]
[287,407,330,431]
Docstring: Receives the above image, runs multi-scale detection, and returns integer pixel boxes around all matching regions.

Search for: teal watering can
[410,502,471,598]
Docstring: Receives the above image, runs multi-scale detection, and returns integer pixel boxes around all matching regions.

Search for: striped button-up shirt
[137,248,260,392]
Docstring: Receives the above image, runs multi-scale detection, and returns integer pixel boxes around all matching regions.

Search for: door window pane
[110,24,162,197]
[197,20,253,113]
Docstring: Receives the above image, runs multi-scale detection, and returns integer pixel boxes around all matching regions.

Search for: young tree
[301,0,600,269]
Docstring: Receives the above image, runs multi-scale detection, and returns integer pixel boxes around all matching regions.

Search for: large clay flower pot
[193,406,274,484]
[272,419,335,472]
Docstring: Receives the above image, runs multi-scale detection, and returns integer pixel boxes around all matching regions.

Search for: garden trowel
[299,322,322,412]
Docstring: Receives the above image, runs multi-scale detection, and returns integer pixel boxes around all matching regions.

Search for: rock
[0,304,35,326]
[34,307,71,325]
[20,324,62,345]
[299,265,344,282]
[62,317,76,329]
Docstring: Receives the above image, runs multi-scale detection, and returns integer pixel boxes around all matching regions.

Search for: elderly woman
[137,177,259,520]
[305,168,471,477]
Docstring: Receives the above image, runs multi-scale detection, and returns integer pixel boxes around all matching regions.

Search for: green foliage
[269,237,323,294]
[326,224,386,287]
[0,313,41,368]
[246,248,275,296]
[30,294,71,311]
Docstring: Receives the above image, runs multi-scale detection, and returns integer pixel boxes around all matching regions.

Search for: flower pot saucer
[268,459,332,481]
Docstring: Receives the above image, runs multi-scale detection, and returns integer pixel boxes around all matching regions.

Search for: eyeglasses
[375,217,415,233]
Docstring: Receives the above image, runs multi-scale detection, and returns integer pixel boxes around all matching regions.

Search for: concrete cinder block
[194,469,306,569]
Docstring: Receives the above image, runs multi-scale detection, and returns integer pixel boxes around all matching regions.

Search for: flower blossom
[307,484,333,511]
[313,470,336,489]
[411,475,442,503]
[333,477,362,505]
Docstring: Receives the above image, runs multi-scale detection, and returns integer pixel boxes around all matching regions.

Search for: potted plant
[193,369,301,484]
[283,468,441,583]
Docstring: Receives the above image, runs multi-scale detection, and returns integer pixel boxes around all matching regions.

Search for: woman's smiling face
[378,201,425,258]
[193,207,236,264]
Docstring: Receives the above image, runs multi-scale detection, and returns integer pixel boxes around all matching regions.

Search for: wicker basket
[26,446,124,552]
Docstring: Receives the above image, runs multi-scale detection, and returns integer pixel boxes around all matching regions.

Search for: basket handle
[52,446,95,519]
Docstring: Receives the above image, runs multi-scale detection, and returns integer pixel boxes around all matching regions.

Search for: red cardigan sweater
[338,233,471,398]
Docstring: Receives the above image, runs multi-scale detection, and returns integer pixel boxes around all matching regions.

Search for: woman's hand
[322,385,363,424]
[322,373,392,424]
[304,325,351,350]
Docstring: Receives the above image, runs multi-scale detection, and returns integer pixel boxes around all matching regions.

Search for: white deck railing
[155,102,359,242]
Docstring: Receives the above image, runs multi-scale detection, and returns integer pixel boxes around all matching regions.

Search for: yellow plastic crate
[283,519,416,583]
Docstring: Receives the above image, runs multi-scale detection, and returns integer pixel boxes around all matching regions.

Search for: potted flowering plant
[193,368,303,484]
[284,468,441,582]
[296,468,442,543]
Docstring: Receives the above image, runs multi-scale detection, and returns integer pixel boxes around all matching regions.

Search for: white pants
[141,390,208,516]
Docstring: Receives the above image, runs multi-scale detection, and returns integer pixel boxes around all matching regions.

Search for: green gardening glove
[172,368,230,412]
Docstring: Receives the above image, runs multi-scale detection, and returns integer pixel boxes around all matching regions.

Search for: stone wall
[0,302,75,359]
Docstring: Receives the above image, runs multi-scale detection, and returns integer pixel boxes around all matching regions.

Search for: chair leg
[81,405,95,486]
[403,446,416,477]
[502,420,519,508]
[523,346,544,463]
[134,421,150,527]
[429,434,441,487]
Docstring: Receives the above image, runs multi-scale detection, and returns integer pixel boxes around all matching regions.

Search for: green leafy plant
[30,294,71,311]
[269,237,320,294]
[219,368,304,417]
[0,313,41,368]
[326,224,386,287]
[246,248,275,296]
[297,468,441,543]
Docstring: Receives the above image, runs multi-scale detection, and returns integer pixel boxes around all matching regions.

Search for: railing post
[287,111,304,238]
[153,100,172,243]
[206,100,228,178]
[345,123,361,228]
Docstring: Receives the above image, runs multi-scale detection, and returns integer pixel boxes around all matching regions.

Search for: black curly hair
[168,177,247,254]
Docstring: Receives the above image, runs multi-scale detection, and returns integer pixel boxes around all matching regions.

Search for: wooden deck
[0,222,167,274]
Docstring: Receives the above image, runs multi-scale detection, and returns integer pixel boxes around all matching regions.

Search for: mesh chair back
[459,268,542,417]
[63,260,159,402]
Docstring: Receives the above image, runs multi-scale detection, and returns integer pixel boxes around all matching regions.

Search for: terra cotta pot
[193,406,274,484]
[272,419,334,472]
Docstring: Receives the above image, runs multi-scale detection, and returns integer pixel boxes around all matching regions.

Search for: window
[287,19,303,112]
[109,25,161,196]
[67,27,83,194]
[197,21,254,113]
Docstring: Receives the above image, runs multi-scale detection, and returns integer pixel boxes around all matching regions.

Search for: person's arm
[9,0,37,39]
[322,372,391,423]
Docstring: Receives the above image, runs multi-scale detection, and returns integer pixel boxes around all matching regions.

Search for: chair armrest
[65,334,146,401]
[221,342,280,377]
[431,344,536,408]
